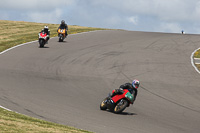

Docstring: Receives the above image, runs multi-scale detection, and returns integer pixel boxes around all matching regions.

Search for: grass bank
[196,65,200,70]
[194,49,200,70]
[194,49,200,58]
[0,20,107,132]
[0,108,91,133]
[0,20,106,52]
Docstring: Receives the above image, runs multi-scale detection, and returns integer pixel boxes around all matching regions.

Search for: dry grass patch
[0,20,107,52]
[195,64,200,70]
[194,49,200,58]
[0,108,92,132]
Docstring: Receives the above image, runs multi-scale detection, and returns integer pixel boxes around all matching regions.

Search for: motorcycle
[38,31,49,48]
[100,89,134,114]
[57,28,66,42]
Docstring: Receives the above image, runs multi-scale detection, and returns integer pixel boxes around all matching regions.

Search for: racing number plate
[125,92,134,103]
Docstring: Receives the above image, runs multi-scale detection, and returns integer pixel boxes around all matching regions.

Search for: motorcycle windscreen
[58,29,65,33]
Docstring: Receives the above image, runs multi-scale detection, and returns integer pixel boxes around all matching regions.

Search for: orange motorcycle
[57,28,66,42]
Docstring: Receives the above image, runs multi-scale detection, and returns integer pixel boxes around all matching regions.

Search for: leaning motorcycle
[100,89,134,114]
[57,28,66,42]
[38,32,49,48]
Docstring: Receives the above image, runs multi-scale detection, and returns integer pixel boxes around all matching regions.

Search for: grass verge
[0,108,91,133]
[0,20,107,52]
[195,64,200,70]
[194,49,200,58]
[0,20,108,132]
[194,49,200,71]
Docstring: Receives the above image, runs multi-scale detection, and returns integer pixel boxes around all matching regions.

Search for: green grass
[194,49,200,58]
[0,20,107,52]
[0,20,108,132]
[0,108,91,133]
[194,49,200,70]
[195,64,200,70]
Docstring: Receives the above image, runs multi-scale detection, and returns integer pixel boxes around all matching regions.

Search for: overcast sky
[1,0,200,34]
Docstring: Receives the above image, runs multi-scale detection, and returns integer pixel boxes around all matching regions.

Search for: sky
[1,0,200,34]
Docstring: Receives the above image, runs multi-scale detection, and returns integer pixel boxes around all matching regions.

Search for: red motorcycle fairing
[111,89,130,103]
[39,32,47,38]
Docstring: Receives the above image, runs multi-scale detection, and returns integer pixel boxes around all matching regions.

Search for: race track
[0,30,200,133]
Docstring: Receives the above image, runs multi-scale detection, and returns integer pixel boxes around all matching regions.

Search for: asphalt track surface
[0,30,200,133]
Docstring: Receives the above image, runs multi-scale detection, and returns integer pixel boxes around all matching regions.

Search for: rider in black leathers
[111,79,140,103]
[57,20,68,36]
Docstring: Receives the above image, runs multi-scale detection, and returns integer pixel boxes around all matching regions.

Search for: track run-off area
[0,30,200,133]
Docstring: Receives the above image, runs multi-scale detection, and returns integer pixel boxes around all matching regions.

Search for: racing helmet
[132,79,140,89]
[44,26,48,30]
[61,20,65,25]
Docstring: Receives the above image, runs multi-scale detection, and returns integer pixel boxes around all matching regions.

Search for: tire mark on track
[121,72,200,114]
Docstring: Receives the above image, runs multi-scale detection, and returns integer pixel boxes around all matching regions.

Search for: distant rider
[111,79,140,103]
[57,20,68,36]
[40,26,50,42]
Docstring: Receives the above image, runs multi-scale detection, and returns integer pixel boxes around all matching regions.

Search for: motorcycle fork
[118,99,124,105]
[107,99,115,111]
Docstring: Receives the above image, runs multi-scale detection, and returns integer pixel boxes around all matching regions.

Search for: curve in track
[0,30,200,133]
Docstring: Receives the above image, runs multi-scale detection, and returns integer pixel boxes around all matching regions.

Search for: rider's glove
[115,88,124,94]
[119,88,123,91]
[114,89,119,93]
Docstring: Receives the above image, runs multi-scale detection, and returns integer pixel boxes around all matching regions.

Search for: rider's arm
[57,25,61,31]
[119,83,130,89]
[119,84,125,89]
[65,24,68,30]
[48,30,50,36]
[133,89,138,101]
[114,88,124,94]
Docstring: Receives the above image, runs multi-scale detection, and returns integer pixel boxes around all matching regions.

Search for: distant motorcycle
[38,31,49,48]
[57,28,66,42]
[100,89,134,114]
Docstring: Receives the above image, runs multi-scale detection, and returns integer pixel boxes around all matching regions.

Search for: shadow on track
[57,41,67,43]
[39,46,49,48]
[119,112,137,116]
[101,110,137,116]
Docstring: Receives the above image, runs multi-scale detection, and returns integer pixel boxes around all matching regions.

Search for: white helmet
[44,26,48,29]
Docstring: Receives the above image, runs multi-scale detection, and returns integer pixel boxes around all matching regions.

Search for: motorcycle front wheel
[59,34,64,42]
[114,99,129,114]
[100,98,108,110]
[39,39,44,48]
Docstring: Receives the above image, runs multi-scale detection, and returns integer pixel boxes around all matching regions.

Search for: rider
[40,26,50,42]
[57,20,68,36]
[111,79,140,103]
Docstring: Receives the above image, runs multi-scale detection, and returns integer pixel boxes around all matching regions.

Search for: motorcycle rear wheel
[114,99,129,114]
[100,98,108,110]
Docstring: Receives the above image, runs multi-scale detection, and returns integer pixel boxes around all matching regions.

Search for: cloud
[27,9,63,24]
[82,0,199,22]
[127,16,138,25]
[0,0,76,24]
[0,0,75,11]
[1,0,200,33]
[158,22,182,33]
[193,1,200,21]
